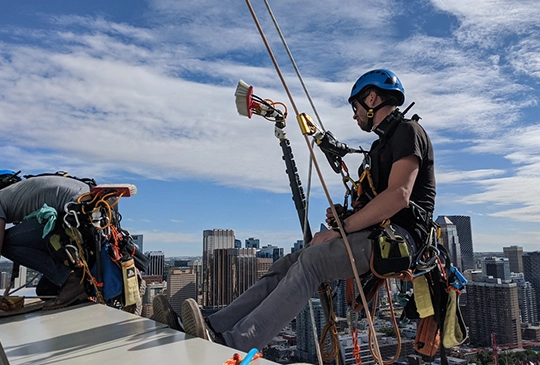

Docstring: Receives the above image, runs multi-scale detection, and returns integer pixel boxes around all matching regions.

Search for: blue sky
[1,0,539,257]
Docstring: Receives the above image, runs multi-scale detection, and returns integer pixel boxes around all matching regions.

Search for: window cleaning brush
[234,79,258,118]
[234,80,286,122]
[91,184,138,197]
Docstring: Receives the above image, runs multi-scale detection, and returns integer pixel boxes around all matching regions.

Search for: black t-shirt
[359,119,436,244]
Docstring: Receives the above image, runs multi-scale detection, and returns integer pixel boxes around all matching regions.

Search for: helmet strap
[358,99,389,131]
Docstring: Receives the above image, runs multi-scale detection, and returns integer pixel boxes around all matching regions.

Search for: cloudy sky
[1,0,539,257]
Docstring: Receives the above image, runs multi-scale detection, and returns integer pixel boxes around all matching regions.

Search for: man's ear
[366,91,378,107]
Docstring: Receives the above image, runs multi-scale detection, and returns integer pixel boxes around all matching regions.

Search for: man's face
[351,98,371,132]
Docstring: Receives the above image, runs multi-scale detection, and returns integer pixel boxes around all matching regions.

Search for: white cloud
[2,1,540,240]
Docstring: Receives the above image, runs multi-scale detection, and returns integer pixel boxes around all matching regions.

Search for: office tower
[203,229,236,307]
[235,239,242,249]
[446,215,475,270]
[334,280,348,318]
[503,246,524,273]
[0,272,9,289]
[465,280,522,347]
[291,240,304,254]
[512,273,538,324]
[522,251,540,318]
[187,259,203,304]
[257,245,284,262]
[211,248,257,308]
[141,281,167,318]
[132,234,144,253]
[145,251,165,278]
[256,258,273,280]
[236,248,257,296]
[482,257,511,281]
[296,298,326,364]
[435,216,462,271]
[13,266,27,290]
[174,260,190,267]
[167,268,197,315]
[245,237,260,249]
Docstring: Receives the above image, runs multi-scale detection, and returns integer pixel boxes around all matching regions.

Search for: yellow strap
[413,275,435,318]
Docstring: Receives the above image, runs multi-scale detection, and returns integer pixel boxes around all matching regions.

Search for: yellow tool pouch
[442,289,468,348]
[122,258,140,306]
[369,226,411,276]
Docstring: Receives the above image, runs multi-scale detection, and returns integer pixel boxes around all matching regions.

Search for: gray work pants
[208,225,415,352]
[208,230,373,352]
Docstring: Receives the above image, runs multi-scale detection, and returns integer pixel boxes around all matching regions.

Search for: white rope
[308,298,324,365]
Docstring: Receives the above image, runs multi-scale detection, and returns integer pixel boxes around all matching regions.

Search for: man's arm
[310,155,419,245]
[0,218,5,259]
[344,154,420,231]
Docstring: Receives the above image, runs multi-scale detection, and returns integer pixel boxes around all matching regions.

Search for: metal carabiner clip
[63,204,81,229]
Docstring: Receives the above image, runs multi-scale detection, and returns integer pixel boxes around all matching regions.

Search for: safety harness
[55,184,148,308]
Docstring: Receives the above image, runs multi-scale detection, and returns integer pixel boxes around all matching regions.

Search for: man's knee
[262,250,301,278]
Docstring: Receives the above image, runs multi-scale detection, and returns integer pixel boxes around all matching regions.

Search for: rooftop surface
[0,302,280,365]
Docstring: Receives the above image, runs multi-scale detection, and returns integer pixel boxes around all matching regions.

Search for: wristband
[332,219,349,237]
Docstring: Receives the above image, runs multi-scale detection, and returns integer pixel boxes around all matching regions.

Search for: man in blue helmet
[0,174,92,310]
[181,69,436,353]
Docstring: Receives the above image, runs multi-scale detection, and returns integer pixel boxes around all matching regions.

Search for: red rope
[352,327,362,365]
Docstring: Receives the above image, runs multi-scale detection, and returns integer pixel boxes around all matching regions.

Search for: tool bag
[368,225,412,276]
[404,245,468,362]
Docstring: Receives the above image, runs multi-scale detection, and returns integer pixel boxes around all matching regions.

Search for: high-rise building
[256,258,273,281]
[503,246,524,273]
[141,281,167,318]
[168,268,197,315]
[132,234,144,253]
[512,273,538,324]
[435,216,462,270]
[211,248,257,308]
[465,279,522,347]
[257,245,284,262]
[522,251,540,318]
[333,280,348,318]
[296,298,326,364]
[0,272,9,289]
[245,237,260,249]
[145,251,165,278]
[291,240,304,254]
[188,259,203,304]
[483,257,511,282]
[13,266,27,290]
[203,229,236,308]
[234,239,242,249]
[445,215,475,270]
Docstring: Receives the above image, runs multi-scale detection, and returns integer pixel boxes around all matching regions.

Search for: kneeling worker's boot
[43,270,88,311]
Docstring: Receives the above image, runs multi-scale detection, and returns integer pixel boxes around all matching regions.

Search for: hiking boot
[181,298,226,345]
[151,294,183,331]
[43,270,88,311]
[181,298,208,340]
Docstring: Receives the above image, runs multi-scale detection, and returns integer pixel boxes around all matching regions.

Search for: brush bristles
[235,79,252,117]
[92,184,138,197]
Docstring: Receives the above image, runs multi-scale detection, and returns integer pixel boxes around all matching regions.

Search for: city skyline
[1,1,540,257]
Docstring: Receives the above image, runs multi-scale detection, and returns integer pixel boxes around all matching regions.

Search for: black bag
[369,226,412,276]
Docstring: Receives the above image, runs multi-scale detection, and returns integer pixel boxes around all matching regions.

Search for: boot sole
[42,292,88,311]
[181,298,208,340]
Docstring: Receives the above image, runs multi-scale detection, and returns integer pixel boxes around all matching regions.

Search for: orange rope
[352,327,362,365]
[222,352,263,365]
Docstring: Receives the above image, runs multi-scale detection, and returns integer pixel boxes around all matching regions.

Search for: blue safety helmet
[348,69,405,106]
[0,170,22,190]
